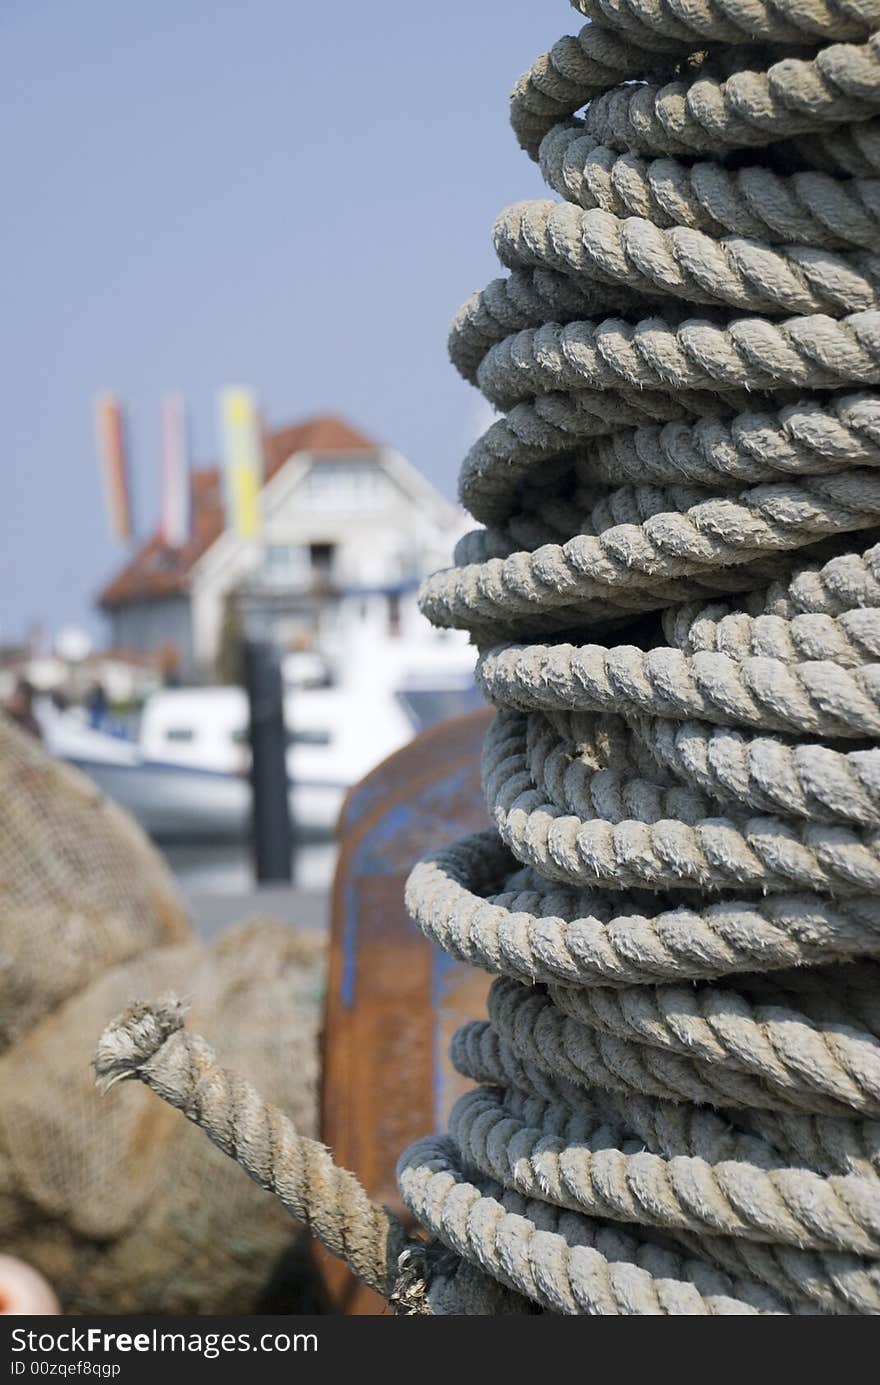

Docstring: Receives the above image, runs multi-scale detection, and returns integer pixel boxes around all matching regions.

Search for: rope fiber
[95,0,880,1315]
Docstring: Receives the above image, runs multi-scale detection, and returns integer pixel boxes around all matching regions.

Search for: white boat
[39,633,478,841]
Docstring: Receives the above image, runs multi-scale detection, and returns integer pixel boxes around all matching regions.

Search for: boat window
[230,727,332,746]
[165,726,195,743]
[286,728,332,746]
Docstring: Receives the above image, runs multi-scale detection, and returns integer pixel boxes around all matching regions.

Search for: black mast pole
[243,638,292,883]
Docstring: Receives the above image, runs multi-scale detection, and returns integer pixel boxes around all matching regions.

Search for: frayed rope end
[93,994,188,1094]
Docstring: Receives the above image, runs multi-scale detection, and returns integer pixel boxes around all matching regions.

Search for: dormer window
[302,459,384,508]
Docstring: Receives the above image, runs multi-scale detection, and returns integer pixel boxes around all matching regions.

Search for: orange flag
[94,393,133,543]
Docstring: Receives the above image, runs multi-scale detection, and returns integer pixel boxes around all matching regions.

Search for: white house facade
[98,415,468,681]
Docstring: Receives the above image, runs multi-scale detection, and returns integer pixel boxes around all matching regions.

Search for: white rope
[401,0,880,1314]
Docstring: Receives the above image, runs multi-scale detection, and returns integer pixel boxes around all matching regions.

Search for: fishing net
[0,713,189,1051]
[0,714,323,1313]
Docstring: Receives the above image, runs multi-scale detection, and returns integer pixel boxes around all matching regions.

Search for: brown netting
[0,714,324,1313]
[0,713,189,1051]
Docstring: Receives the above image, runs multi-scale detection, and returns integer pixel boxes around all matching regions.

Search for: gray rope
[401,0,880,1314]
[92,997,526,1315]
[539,125,880,249]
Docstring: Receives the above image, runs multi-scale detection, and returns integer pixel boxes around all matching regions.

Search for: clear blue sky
[1,0,556,644]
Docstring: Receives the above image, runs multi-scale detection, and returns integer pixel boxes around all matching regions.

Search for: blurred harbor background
[1,407,482,920]
[1,0,553,929]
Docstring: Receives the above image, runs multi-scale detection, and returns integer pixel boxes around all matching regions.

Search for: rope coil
[400,0,880,1314]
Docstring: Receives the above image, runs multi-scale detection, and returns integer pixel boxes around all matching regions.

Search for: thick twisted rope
[93,997,537,1314]
[538,125,880,249]
[511,22,880,160]
[400,0,880,1315]
[92,997,418,1302]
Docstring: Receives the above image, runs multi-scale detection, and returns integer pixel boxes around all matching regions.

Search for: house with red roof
[97,413,465,679]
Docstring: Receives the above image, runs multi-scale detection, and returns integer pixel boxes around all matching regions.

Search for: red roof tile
[97,413,378,609]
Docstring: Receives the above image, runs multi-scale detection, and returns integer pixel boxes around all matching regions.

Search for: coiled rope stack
[96,0,880,1314]
[399,0,880,1315]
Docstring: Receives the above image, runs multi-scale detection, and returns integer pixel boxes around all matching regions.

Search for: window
[310,543,335,580]
[387,591,401,638]
[302,460,384,509]
[262,543,309,587]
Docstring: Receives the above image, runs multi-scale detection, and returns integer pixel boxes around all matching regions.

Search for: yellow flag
[219,387,263,539]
